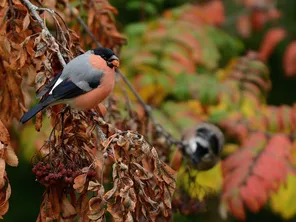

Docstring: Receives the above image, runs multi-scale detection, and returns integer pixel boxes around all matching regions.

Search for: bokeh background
[5,0,296,221]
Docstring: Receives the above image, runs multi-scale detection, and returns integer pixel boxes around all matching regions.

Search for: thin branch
[67,4,182,147]
[22,0,66,67]
[67,3,101,48]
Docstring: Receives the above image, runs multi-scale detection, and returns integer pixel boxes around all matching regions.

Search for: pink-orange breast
[89,54,106,69]
[72,55,115,110]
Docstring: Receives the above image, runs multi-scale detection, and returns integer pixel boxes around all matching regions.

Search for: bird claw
[59,105,71,140]
[60,105,71,115]
[90,110,99,117]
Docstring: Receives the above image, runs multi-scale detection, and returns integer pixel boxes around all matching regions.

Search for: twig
[96,123,106,141]
[67,4,182,147]
[22,0,66,67]
[67,3,101,48]
[23,0,109,146]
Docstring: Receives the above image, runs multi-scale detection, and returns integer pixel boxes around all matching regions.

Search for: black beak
[107,55,120,68]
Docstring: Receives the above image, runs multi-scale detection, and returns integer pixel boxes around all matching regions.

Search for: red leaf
[223,164,250,192]
[283,41,296,76]
[222,149,253,174]
[240,186,260,213]
[228,195,245,221]
[259,28,286,61]
[246,176,268,207]
[221,133,292,220]
[203,0,225,25]
[264,135,292,157]
[250,10,267,31]
[267,8,281,20]
[236,15,251,38]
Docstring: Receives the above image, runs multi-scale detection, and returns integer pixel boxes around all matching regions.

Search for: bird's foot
[60,105,70,140]
[60,105,71,115]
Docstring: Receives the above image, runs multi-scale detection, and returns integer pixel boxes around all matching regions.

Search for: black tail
[20,95,56,124]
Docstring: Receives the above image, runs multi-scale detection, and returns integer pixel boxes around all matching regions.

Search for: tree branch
[22,0,66,67]
[67,4,182,147]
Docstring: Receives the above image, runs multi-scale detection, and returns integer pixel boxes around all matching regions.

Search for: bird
[20,47,119,124]
[181,123,224,171]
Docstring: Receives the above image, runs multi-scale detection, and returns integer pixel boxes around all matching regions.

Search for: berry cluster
[32,161,96,186]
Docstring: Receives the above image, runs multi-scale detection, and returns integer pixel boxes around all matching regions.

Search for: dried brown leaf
[73,173,87,193]
[0,38,11,59]
[5,145,18,167]
[76,193,90,221]
[88,196,105,220]
[37,193,48,222]
[35,72,47,91]
[0,159,5,189]
[104,178,118,201]
[61,195,77,218]
[35,112,43,131]
[0,182,11,218]
[88,180,100,191]
[0,201,9,217]
[163,185,172,209]
[7,74,22,98]
[49,187,61,219]
[35,42,47,57]
[0,120,9,145]
[0,0,7,7]
[23,12,30,30]
[19,48,27,68]
[106,203,123,222]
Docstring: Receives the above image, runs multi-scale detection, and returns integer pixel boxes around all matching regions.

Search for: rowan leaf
[61,195,77,218]
[236,15,251,38]
[73,174,87,193]
[0,120,9,145]
[222,133,292,220]
[5,145,18,167]
[259,28,286,61]
[270,174,296,219]
[87,180,101,191]
[0,159,6,189]
[23,12,30,30]
[283,41,296,77]
[88,196,105,220]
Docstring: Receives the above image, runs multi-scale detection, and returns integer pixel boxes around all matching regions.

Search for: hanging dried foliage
[0,0,177,220]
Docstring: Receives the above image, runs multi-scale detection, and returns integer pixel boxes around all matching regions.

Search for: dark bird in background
[181,123,225,171]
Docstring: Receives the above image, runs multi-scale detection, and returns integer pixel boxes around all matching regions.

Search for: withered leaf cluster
[32,111,176,221]
[0,0,177,221]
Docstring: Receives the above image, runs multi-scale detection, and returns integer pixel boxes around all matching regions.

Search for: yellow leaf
[270,174,296,219]
[208,94,230,115]
[240,97,257,117]
[177,163,222,200]
[138,84,168,106]
[222,143,240,156]
[187,100,204,116]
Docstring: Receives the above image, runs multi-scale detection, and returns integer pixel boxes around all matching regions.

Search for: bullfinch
[20,47,119,123]
[181,123,224,171]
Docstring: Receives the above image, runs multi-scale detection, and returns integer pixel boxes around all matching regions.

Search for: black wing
[36,73,62,98]
[52,79,87,100]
